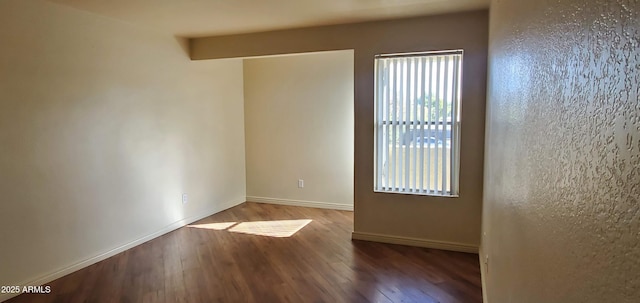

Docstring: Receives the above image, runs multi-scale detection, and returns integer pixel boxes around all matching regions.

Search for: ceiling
[46,0,489,37]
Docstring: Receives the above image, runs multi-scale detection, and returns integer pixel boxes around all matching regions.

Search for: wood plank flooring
[6,202,482,303]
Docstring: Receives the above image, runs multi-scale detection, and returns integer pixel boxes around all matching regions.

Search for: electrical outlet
[298,179,304,188]
[484,255,489,273]
[182,193,188,204]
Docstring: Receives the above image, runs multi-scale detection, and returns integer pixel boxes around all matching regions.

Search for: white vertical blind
[374,50,462,196]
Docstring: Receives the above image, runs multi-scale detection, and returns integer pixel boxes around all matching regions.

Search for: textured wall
[244,51,354,208]
[483,0,639,302]
[191,11,488,249]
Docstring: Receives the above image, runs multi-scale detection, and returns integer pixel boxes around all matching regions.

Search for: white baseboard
[479,246,489,303]
[246,196,354,211]
[351,231,478,253]
[0,197,245,303]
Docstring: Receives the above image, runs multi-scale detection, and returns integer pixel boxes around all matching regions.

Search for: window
[374,50,462,196]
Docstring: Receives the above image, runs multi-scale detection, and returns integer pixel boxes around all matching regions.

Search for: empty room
[0,0,638,302]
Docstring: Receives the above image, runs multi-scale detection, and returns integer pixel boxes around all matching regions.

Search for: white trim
[351,231,478,253]
[0,197,245,303]
[246,196,354,211]
[479,246,489,303]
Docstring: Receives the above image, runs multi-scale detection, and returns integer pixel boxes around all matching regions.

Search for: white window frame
[373,50,462,197]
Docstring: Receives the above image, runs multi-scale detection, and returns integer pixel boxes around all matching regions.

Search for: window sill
[373,190,459,198]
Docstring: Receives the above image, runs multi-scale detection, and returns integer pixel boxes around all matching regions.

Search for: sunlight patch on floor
[187,219,312,237]
[188,222,237,230]
[229,219,312,237]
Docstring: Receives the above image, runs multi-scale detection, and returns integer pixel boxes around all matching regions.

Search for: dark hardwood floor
[7,202,482,303]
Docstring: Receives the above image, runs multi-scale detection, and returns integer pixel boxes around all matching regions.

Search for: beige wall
[192,11,488,250]
[483,0,639,302]
[243,51,354,209]
[0,0,246,294]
